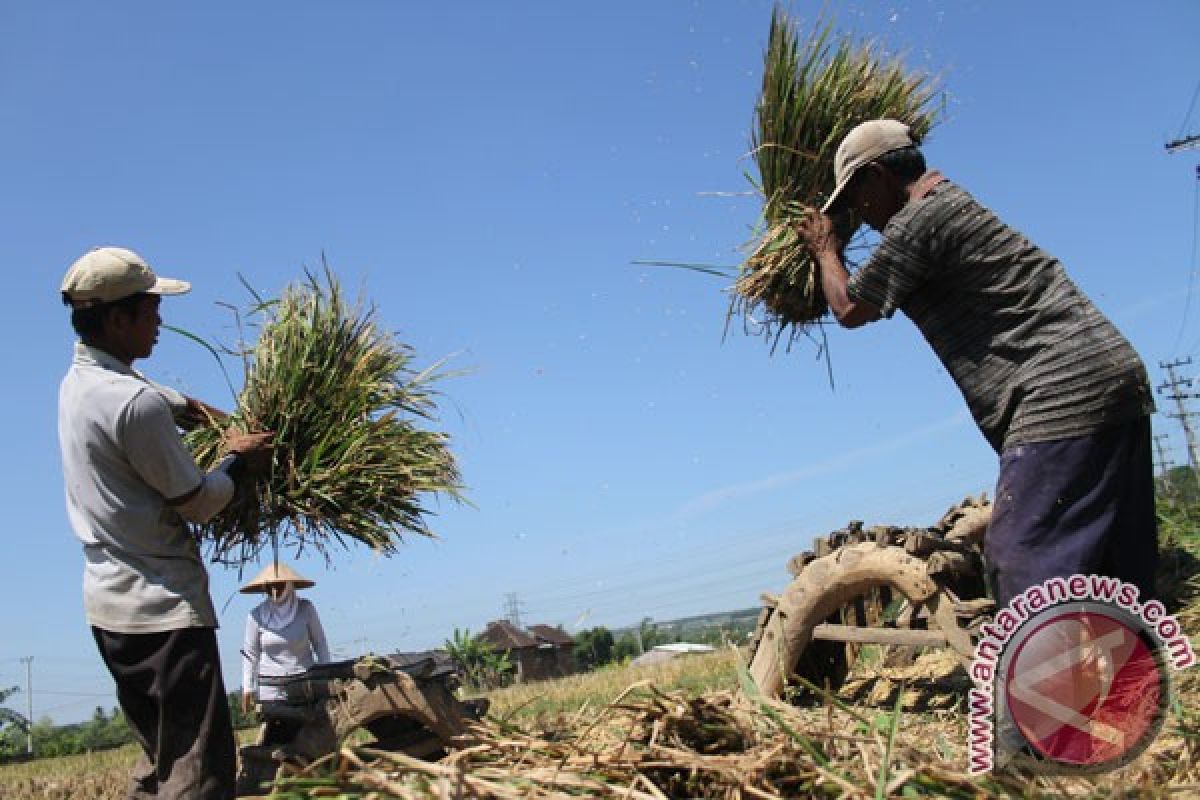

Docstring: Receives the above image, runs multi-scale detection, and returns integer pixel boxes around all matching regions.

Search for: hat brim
[238,562,317,593]
[821,168,860,215]
[239,577,316,594]
[146,276,191,296]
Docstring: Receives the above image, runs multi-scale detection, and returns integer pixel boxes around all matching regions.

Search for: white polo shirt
[58,342,218,633]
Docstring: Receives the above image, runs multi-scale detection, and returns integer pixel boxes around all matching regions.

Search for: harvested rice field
[4,644,1197,799]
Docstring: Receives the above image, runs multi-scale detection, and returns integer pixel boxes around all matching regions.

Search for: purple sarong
[985,416,1158,609]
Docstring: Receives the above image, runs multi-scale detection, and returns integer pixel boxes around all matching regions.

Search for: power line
[522,557,812,627]
[38,698,109,716]
[1175,171,1200,355]
[506,469,995,614]
[322,455,997,650]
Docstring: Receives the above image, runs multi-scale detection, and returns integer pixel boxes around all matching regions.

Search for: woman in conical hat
[239,562,330,717]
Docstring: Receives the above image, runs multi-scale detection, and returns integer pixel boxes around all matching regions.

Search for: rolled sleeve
[847,219,935,319]
[116,388,204,501]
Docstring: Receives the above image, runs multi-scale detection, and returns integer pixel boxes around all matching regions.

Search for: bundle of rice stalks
[732,8,941,343]
[187,269,462,565]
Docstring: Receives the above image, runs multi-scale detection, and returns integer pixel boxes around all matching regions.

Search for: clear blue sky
[2,1,1197,724]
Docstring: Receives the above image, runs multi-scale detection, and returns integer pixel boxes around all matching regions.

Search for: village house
[478,620,577,683]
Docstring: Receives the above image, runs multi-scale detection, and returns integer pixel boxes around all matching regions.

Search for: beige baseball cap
[821,119,915,213]
[61,246,191,309]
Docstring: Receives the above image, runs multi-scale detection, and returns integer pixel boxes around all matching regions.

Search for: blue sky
[2,1,1198,724]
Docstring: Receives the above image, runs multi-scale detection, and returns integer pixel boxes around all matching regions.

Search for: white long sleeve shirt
[241,598,331,701]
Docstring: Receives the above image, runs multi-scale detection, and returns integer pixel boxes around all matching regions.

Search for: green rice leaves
[187,269,463,565]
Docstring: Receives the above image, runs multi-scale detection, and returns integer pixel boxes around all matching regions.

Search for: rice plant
[187,268,463,566]
[732,8,941,344]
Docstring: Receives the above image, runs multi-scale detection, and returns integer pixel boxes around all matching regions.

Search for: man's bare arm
[795,210,881,329]
[176,396,230,431]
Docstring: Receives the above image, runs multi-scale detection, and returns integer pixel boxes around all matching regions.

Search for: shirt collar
[73,341,142,380]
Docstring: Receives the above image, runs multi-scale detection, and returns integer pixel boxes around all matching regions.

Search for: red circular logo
[1003,605,1167,770]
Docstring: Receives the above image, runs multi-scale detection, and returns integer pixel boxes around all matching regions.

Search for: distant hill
[613,607,760,640]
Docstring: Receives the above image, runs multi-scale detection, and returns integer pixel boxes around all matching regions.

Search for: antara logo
[967,575,1195,775]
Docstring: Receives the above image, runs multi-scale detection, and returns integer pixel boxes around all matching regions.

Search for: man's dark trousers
[92,626,236,800]
[985,416,1159,610]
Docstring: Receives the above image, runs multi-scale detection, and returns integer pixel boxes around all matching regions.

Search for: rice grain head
[187,267,463,566]
[732,8,941,343]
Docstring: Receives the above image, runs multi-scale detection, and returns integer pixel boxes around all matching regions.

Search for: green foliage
[572,627,614,670]
[613,632,639,663]
[11,708,134,759]
[227,691,257,731]
[444,629,514,691]
[1159,465,1200,506]
[0,687,29,758]
[1156,473,1200,610]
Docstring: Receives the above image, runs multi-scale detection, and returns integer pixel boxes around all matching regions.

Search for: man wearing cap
[58,246,273,799]
[795,120,1157,611]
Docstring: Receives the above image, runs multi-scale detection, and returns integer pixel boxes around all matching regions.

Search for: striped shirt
[846,179,1153,452]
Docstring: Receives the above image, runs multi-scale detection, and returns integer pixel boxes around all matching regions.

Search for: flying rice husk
[186,269,462,566]
[732,8,941,344]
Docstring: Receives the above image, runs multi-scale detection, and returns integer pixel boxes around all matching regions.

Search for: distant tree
[0,686,29,757]
[481,647,515,688]
[74,706,132,751]
[227,691,257,730]
[613,632,639,662]
[444,628,514,690]
[573,627,614,670]
[444,628,488,689]
[31,717,71,758]
[1159,465,1200,504]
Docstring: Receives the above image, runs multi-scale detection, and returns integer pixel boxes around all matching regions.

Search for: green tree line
[1,691,257,761]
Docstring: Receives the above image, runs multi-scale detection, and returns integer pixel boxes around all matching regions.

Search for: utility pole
[1164,134,1200,154]
[502,592,523,629]
[18,657,32,756]
[1159,358,1200,472]
[1153,433,1175,497]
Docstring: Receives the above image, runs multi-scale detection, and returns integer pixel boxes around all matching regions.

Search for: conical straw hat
[239,562,316,593]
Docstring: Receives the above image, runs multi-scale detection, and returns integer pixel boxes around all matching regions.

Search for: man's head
[61,247,191,363]
[823,119,927,231]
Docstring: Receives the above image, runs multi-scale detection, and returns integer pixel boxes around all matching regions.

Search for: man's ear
[101,304,133,335]
[862,162,890,184]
